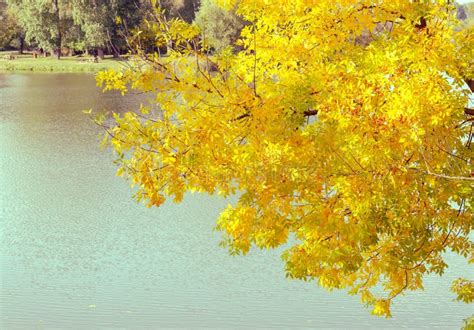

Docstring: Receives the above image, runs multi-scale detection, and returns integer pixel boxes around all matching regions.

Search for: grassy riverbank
[0,52,129,73]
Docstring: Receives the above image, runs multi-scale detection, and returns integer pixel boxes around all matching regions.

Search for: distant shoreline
[0,52,128,73]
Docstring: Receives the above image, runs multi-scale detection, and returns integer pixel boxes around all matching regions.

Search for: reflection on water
[0,73,472,328]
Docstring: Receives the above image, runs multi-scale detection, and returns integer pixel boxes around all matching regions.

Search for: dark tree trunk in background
[53,0,61,59]
[105,29,121,59]
[97,47,104,59]
[18,37,24,55]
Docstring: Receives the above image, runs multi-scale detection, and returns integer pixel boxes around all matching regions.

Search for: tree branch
[465,79,473,93]
[303,109,318,116]
[232,113,250,121]
[408,168,474,181]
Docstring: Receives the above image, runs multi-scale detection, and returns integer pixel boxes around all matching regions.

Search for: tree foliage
[4,0,149,56]
[71,0,145,56]
[95,0,474,317]
[0,3,23,50]
[71,0,110,50]
[462,315,474,330]
[7,0,70,58]
[159,0,199,22]
[458,2,474,29]
[194,0,243,51]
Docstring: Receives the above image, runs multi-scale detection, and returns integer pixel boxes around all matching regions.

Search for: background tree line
[0,0,245,58]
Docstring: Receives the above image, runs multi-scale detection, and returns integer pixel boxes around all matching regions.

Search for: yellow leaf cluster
[96,0,473,317]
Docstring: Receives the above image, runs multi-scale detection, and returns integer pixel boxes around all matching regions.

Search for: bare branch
[408,168,474,181]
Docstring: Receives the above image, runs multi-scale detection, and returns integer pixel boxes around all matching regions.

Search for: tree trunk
[106,28,121,59]
[18,37,24,55]
[97,47,104,60]
[53,0,61,59]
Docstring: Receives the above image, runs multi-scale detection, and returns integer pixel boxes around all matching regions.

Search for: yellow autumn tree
[95,0,473,317]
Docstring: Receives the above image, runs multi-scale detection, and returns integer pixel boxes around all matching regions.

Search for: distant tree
[72,0,146,58]
[458,2,474,29]
[61,22,86,55]
[0,4,25,53]
[108,0,146,57]
[7,0,70,59]
[457,5,467,21]
[71,0,110,58]
[193,0,243,51]
[160,0,199,23]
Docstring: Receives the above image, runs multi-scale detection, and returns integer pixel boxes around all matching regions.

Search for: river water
[0,73,472,329]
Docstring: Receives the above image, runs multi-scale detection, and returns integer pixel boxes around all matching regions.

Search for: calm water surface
[0,73,472,329]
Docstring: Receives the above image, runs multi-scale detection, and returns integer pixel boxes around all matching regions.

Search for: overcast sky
[457,0,472,3]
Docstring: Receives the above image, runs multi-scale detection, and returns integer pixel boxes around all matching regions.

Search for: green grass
[0,53,130,73]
